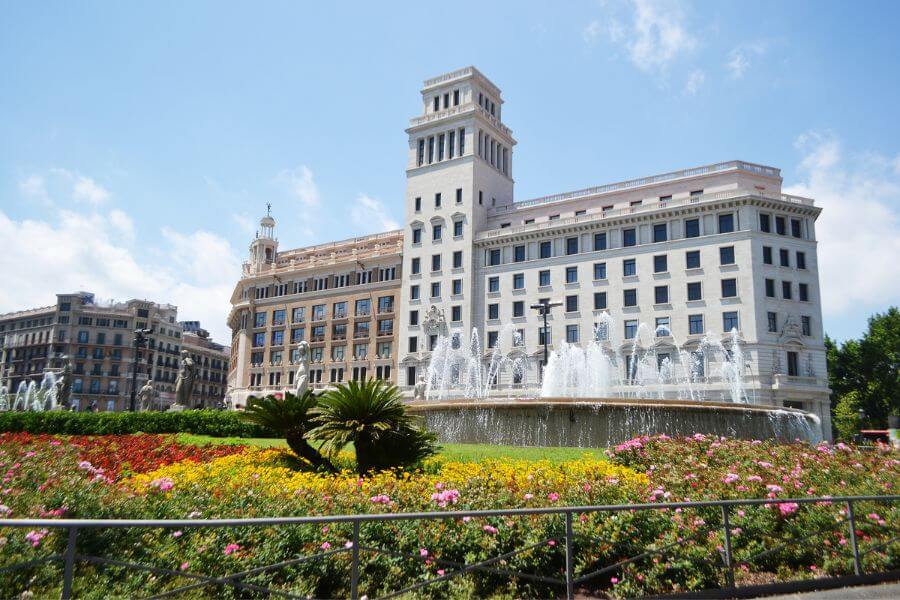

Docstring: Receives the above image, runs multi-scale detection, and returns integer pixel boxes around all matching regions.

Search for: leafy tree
[827,307,900,437]
[242,391,336,473]
[310,379,438,475]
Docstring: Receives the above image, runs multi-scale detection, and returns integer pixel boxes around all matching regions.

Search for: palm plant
[310,379,437,475]
[242,391,336,473]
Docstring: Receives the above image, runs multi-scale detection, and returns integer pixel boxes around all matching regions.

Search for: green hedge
[0,409,274,438]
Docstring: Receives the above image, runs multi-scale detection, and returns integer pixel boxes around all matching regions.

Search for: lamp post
[530,300,562,379]
[129,328,152,412]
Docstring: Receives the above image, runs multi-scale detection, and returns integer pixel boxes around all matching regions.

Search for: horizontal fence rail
[1,494,898,599]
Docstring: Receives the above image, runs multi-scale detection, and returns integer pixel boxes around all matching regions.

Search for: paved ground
[760,582,900,599]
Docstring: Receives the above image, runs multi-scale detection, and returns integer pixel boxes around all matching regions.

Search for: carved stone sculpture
[294,340,310,397]
[138,379,156,411]
[174,350,196,407]
[422,305,448,337]
[56,359,73,408]
[413,376,427,401]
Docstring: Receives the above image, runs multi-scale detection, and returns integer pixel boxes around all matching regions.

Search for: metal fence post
[564,511,574,600]
[846,500,863,576]
[721,504,735,589]
[350,520,360,600]
[61,526,78,600]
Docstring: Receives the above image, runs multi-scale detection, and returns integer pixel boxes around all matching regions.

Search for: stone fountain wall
[407,398,823,447]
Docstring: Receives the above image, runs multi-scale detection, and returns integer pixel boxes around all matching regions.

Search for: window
[253,332,265,347]
[787,351,799,376]
[565,295,579,313]
[410,285,419,300]
[434,192,441,208]
[377,319,393,336]
[566,237,579,255]
[378,296,394,313]
[687,281,702,301]
[782,281,792,299]
[514,245,525,262]
[593,292,607,310]
[780,248,790,267]
[453,250,463,269]
[765,278,775,298]
[291,327,305,343]
[653,223,667,243]
[451,306,462,322]
[538,326,551,346]
[566,325,579,343]
[410,257,421,275]
[799,283,809,302]
[763,246,773,265]
[513,301,524,317]
[488,304,499,320]
[409,310,419,326]
[723,311,739,332]
[653,255,667,273]
[623,289,637,307]
[760,213,771,233]
[796,251,806,270]
[767,312,778,332]
[433,224,442,241]
[655,316,671,336]
[623,259,636,277]
[431,254,441,272]
[254,312,266,328]
[623,228,636,247]
[720,246,735,265]
[791,218,802,238]
[540,241,552,258]
[624,320,638,340]
[685,218,700,238]
[414,197,421,211]
[721,279,737,298]
[802,316,812,336]
[271,329,285,345]
[430,282,440,298]
[593,232,607,251]
[455,188,462,204]
[77,330,89,343]
[453,89,459,105]
[487,331,499,348]
[488,276,500,293]
[655,286,669,304]
[686,250,701,269]
[355,299,371,316]
[488,249,501,266]
[453,220,463,237]
[539,270,551,287]
[776,216,786,236]
[408,337,418,353]
[689,314,704,335]
[718,213,735,233]
[593,262,606,280]
[565,267,578,283]
[512,273,524,290]
[452,279,463,295]
[412,227,422,245]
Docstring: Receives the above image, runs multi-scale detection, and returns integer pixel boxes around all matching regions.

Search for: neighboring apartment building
[226,212,402,406]
[179,324,230,408]
[0,292,227,411]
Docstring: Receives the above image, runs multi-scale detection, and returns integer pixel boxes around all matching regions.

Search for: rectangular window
[767,312,778,332]
[718,213,735,234]
[593,292,607,310]
[593,262,606,280]
[796,251,806,269]
[452,279,462,295]
[787,351,799,376]
[512,273,524,290]
[686,250,701,269]
[782,281,792,299]
[453,220,463,237]
[565,295,578,313]
[720,246,735,265]
[514,245,525,262]
[539,270,551,287]
[431,254,441,272]
[408,337,418,353]
[760,213,771,233]
[355,299,371,316]
[593,232,607,251]
[721,278,737,298]
[791,218,802,238]
[566,324,579,343]
[488,304,499,320]
[566,237,579,255]
[776,216,786,235]
[685,218,700,238]
[802,316,812,336]
[427,137,434,163]
[623,228,636,247]
[411,257,420,274]
[687,281,702,301]
[434,192,441,208]
[451,306,462,322]
[291,327,305,343]
[539,326,551,346]
[433,224,442,241]
[414,197,421,212]
[780,248,790,267]
[763,246,773,264]
[799,283,809,302]
[540,241,552,258]
[653,254,667,273]
[430,282,440,298]
[453,250,463,269]
[723,311,739,332]
[487,331,499,348]
[689,314,704,335]
[488,249,501,266]
[565,266,578,284]
[624,320,638,340]
[655,316,671,336]
[409,310,419,326]
[410,285,419,300]
[765,278,775,298]
[271,330,285,345]
[438,133,445,161]
[623,289,637,307]
[448,131,455,159]
[653,223,667,243]
[488,276,499,293]
[513,301,524,318]
[623,259,636,277]
[654,286,669,304]
[412,228,421,244]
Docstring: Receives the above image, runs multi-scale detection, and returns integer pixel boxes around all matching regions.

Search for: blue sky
[1,0,899,344]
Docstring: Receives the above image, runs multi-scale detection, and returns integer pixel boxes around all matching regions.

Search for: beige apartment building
[226,212,402,406]
[180,322,230,408]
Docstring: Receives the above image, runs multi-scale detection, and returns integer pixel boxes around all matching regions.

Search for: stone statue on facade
[413,376,427,401]
[294,340,310,398]
[422,305,448,337]
[138,379,156,411]
[55,359,73,409]
[174,350,196,408]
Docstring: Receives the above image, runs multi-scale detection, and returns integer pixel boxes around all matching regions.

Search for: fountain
[0,371,62,412]
[408,315,823,447]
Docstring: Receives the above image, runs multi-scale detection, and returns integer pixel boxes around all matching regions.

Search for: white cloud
[350,194,400,233]
[108,209,135,240]
[784,132,900,322]
[684,68,705,95]
[72,174,110,205]
[627,0,696,72]
[582,20,603,44]
[231,213,256,236]
[726,41,768,79]
[277,165,319,208]
[19,175,47,199]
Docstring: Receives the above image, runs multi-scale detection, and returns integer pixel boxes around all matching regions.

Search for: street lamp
[129,328,153,412]
[530,300,562,378]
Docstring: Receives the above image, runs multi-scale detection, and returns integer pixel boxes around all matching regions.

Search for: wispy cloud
[726,40,768,79]
[18,174,47,199]
[684,68,705,95]
[351,194,399,233]
[72,174,110,205]
[277,165,319,208]
[230,213,256,236]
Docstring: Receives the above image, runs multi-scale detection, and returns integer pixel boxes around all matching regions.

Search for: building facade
[180,325,229,408]
[0,292,229,411]
[226,214,402,407]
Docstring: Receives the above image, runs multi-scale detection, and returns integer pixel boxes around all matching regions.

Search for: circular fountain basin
[407,397,823,447]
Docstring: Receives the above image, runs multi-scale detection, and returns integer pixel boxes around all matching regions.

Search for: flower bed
[0,433,897,598]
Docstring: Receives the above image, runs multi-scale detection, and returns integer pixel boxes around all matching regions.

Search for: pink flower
[722,473,740,484]
[25,529,47,547]
[523,493,534,500]
[172,530,183,538]
[345,541,354,549]
[419,548,429,557]
[430,489,460,507]
[482,525,498,534]
[369,494,391,504]
[766,484,783,493]
[611,577,619,584]
[224,543,240,555]
[180,562,190,571]
[150,477,174,492]
[547,492,560,502]
[321,542,331,550]
[778,502,799,516]
[437,569,445,576]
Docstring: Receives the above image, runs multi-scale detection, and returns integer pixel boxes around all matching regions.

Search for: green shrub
[0,409,273,438]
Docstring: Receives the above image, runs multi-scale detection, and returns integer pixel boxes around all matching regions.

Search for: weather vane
[266,202,272,216]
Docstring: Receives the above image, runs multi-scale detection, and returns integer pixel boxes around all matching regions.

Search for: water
[0,372,60,412]
[423,313,752,404]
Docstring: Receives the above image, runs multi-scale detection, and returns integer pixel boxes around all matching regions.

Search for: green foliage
[827,307,900,436]
[832,391,863,441]
[0,409,271,437]
[311,379,438,475]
